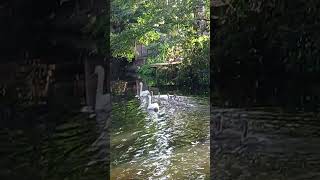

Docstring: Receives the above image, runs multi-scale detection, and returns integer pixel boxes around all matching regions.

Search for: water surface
[111,95,210,179]
[0,107,109,180]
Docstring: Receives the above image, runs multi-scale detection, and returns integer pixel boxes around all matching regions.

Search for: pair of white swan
[81,65,111,116]
[137,82,159,112]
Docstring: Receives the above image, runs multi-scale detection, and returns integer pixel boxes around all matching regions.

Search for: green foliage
[111,0,210,62]
[110,0,209,90]
[212,0,320,107]
[137,64,157,86]
[214,0,320,73]
[138,39,209,88]
[177,39,209,87]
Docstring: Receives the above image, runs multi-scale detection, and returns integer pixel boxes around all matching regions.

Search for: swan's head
[139,82,143,86]
[94,65,104,74]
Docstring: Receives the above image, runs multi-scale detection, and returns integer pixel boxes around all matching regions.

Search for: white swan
[151,92,170,102]
[135,81,140,98]
[139,82,150,98]
[151,91,161,104]
[81,71,97,113]
[147,94,159,112]
[94,65,111,111]
[86,65,111,169]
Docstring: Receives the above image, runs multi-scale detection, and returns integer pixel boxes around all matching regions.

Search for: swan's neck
[139,83,143,95]
[136,82,139,95]
[96,68,104,95]
[148,96,152,105]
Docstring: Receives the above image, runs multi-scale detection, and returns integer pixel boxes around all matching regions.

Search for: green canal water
[111,95,210,179]
[0,94,209,179]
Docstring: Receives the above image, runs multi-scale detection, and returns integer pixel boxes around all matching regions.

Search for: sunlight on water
[111,96,210,179]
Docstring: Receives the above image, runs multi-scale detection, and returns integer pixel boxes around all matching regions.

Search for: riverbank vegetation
[110,0,209,91]
[212,0,320,111]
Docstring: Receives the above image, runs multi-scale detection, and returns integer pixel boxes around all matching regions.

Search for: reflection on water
[111,96,210,179]
[0,108,108,179]
[211,107,320,180]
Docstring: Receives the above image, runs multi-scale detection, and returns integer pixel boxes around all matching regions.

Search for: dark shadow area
[211,0,320,179]
[0,0,110,179]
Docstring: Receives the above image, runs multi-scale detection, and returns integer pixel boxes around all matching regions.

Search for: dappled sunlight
[111,96,210,179]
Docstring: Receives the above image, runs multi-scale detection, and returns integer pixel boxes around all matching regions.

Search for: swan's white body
[94,65,111,111]
[85,66,111,168]
[147,95,159,112]
[154,94,170,101]
[139,82,150,97]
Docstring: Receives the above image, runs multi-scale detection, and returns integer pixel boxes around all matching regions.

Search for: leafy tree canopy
[111,0,210,63]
